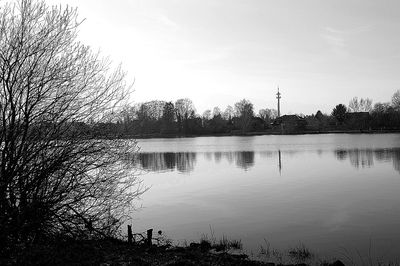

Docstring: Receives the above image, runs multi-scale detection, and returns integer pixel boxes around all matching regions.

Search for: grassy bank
[4,235,348,266]
[7,232,400,265]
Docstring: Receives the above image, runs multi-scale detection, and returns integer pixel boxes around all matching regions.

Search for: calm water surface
[133,134,400,260]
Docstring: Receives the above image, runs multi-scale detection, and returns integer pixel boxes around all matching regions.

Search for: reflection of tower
[278,150,282,175]
[276,87,281,117]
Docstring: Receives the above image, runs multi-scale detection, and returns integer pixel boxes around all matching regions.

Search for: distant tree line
[83,90,400,137]
[326,91,400,130]
[91,90,400,137]
[90,98,278,137]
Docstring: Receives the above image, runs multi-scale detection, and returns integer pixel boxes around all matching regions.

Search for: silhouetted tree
[315,110,324,120]
[209,109,227,133]
[146,100,166,120]
[212,107,222,118]
[259,108,278,125]
[118,104,138,135]
[0,0,144,253]
[202,110,212,120]
[332,104,347,123]
[175,98,196,134]
[223,105,234,122]
[371,101,400,129]
[234,99,254,132]
[201,110,211,131]
[161,102,176,134]
[373,102,392,114]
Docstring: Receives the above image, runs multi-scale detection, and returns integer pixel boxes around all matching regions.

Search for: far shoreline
[112,129,400,140]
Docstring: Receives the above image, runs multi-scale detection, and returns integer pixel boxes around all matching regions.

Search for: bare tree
[0,0,144,250]
[348,97,359,112]
[392,90,400,110]
[234,99,254,132]
[143,100,167,120]
[373,102,391,114]
[161,101,175,133]
[259,108,278,123]
[202,110,211,121]
[348,97,372,112]
[175,98,195,133]
[212,106,221,118]
[222,105,234,121]
[360,98,372,112]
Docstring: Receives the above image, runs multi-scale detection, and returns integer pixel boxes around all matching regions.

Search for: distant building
[250,116,265,131]
[345,112,371,129]
[273,115,307,132]
[271,88,307,131]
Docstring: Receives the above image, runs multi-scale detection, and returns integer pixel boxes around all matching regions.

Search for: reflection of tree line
[335,148,400,173]
[137,152,197,173]
[136,149,400,174]
[137,150,302,172]
[203,150,297,171]
[136,151,257,172]
[204,151,256,170]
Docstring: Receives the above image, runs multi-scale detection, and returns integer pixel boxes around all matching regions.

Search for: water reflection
[278,150,282,175]
[137,152,196,173]
[236,152,255,170]
[202,151,255,170]
[335,148,400,173]
[137,151,257,172]
[134,135,400,260]
[136,148,400,175]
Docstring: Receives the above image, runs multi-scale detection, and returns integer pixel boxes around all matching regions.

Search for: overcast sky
[45,0,400,115]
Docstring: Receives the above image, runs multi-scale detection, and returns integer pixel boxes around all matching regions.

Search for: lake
[132,133,400,261]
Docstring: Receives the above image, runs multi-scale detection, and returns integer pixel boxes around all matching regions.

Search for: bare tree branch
[0,0,144,252]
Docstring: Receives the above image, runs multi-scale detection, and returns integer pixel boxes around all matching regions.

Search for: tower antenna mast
[276,86,281,117]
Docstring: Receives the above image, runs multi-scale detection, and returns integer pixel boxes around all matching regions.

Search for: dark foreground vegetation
[0,0,144,263]
[1,0,399,265]
[2,234,348,266]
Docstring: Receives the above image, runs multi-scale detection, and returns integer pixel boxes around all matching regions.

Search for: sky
[44,0,400,115]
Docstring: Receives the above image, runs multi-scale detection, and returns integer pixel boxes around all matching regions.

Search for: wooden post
[127,225,133,244]
[146,229,153,247]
